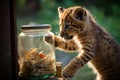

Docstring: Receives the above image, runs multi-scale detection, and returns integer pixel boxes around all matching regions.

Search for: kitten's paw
[62,57,80,79]
[62,67,74,79]
[44,34,54,45]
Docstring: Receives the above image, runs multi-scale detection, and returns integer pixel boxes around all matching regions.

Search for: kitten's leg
[44,35,79,52]
[62,40,95,79]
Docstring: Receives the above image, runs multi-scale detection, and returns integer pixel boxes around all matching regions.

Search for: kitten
[44,6,120,80]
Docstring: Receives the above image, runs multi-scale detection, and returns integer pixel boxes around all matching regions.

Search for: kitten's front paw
[44,34,54,45]
[62,67,74,79]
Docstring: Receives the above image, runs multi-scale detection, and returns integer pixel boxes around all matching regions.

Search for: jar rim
[21,24,51,30]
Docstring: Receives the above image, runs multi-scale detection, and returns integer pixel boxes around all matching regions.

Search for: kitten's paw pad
[44,34,54,44]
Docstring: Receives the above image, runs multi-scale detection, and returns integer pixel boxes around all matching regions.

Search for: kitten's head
[58,6,88,40]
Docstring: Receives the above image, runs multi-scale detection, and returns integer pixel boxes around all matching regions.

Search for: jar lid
[21,24,51,30]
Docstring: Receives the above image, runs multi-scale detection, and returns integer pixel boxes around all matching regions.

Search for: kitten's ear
[58,7,65,14]
[71,7,87,21]
[58,7,65,17]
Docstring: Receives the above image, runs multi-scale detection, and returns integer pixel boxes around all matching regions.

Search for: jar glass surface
[18,25,56,79]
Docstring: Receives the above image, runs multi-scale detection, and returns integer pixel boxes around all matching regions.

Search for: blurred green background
[16,0,120,80]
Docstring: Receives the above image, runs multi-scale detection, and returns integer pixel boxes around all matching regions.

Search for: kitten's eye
[64,24,70,30]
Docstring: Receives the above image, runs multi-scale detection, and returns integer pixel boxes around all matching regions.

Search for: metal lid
[21,24,51,30]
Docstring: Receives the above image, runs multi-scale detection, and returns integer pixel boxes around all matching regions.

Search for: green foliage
[89,7,120,42]
[74,65,95,80]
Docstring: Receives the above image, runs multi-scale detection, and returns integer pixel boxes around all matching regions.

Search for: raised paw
[44,34,54,45]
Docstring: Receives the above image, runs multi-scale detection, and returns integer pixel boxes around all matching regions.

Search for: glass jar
[18,24,56,79]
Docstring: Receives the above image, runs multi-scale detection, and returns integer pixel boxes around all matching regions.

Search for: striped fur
[44,6,120,80]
